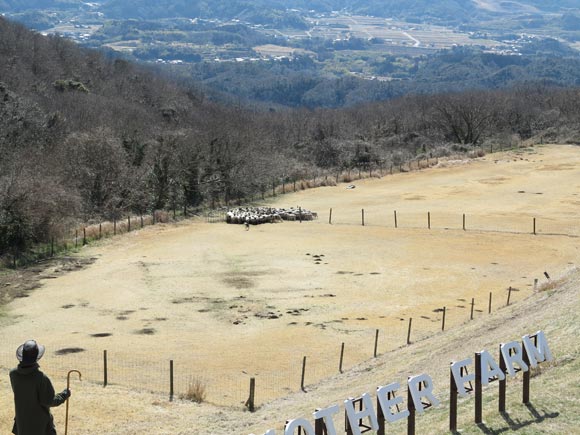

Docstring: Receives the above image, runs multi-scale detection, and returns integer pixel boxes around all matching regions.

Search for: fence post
[489,292,492,314]
[533,217,536,235]
[83,228,86,245]
[299,207,302,223]
[169,360,174,402]
[329,208,333,225]
[522,337,532,404]
[246,377,256,412]
[114,218,117,235]
[428,212,431,230]
[450,363,458,432]
[141,216,144,228]
[507,286,512,306]
[362,209,365,226]
[75,230,78,248]
[475,352,483,424]
[377,394,386,435]
[103,350,108,387]
[99,223,102,239]
[499,344,506,412]
[339,343,345,373]
[374,329,379,357]
[463,213,466,231]
[470,298,475,320]
[407,318,413,345]
[407,377,416,435]
[442,307,446,331]
[394,210,398,228]
[301,356,307,392]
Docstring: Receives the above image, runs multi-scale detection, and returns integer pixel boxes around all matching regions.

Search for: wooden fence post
[103,350,108,387]
[428,211,431,230]
[394,210,398,228]
[83,228,86,246]
[522,337,533,404]
[475,352,483,424]
[470,298,475,320]
[169,360,174,402]
[507,286,512,306]
[463,213,466,231]
[374,329,379,357]
[407,318,413,345]
[114,218,117,235]
[442,306,446,331]
[407,377,416,435]
[339,343,345,373]
[499,345,506,413]
[128,216,131,232]
[329,208,333,225]
[533,217,536,235]
[450,363,458,432]
[301,356,307,392]
[99,223,102,239]
[246,378,256,412]
[489,292,492,314]
[362,209,365,226]
[75,230,78,248]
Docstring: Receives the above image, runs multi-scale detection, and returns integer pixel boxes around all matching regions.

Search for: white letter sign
[501,341,528,377]
[313,405,340,435]
[408,374,440,413]
[451,358,475,397]
[285,419,315,435]
[377,382,409,423]
[523,331,553,368]
[479,350,505,386]
[344,393,379,435]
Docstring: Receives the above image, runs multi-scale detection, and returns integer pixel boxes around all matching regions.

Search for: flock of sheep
[226,207,317,225]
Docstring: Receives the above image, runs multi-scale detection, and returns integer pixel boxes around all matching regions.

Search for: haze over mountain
[2,0,580,108]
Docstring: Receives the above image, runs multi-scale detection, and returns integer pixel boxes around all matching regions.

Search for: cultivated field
[0,145,579,434]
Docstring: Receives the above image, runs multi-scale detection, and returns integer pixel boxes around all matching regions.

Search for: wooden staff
[65,370,82,435]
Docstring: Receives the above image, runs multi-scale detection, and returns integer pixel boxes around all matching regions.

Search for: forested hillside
[2,16,580,261]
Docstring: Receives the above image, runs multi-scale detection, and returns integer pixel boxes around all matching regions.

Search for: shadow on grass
[475,404,559,434]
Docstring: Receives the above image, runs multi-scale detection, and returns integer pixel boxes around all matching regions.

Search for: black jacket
[10,363,67,435]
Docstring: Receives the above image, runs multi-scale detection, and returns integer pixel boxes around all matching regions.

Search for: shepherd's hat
[16,340,45,364]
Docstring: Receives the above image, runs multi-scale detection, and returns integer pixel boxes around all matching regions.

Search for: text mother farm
[250,330,553,435]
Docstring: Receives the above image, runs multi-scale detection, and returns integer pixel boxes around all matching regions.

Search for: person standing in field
[9,340,71,435]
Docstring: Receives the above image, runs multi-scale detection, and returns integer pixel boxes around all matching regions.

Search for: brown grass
[180,377,207,403]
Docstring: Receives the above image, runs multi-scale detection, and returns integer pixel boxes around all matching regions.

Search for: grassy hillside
[1,260,577,434]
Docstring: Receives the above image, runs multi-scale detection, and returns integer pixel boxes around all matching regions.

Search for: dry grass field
[0,144,579,434]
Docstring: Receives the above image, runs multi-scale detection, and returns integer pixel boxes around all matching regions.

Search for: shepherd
[9,340,71,435]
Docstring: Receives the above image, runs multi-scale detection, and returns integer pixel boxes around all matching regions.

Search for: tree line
[1,16,580,262]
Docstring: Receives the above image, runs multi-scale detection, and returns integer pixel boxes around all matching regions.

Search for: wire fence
[0,284,532,409]
[325,209,580,238]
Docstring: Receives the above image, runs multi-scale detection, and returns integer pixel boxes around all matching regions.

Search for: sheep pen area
[226,207,317,224]
[0,145,579,425]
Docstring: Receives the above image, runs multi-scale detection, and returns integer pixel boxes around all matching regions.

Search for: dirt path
[0,145,578,409]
